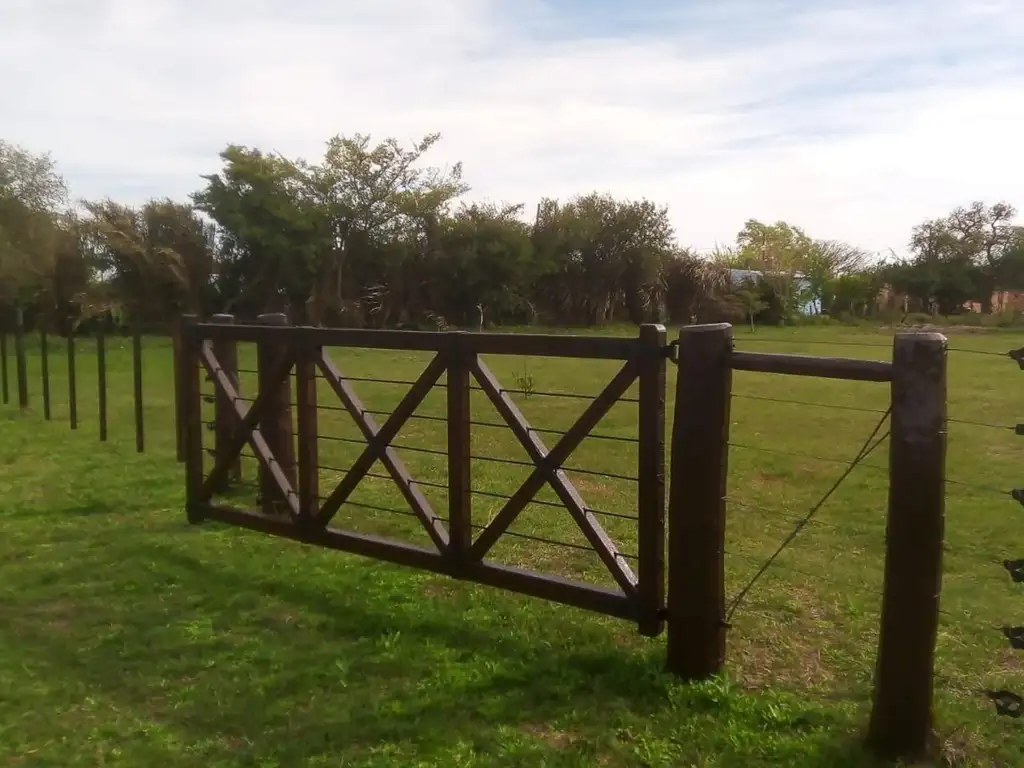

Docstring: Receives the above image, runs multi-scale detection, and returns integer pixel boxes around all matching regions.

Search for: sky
[1,0,1023,257]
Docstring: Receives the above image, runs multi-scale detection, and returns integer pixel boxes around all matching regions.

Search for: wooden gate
[179,317,668,635]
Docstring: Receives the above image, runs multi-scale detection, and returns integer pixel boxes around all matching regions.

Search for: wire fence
[4,324,1024,732]
[725,336,1023,723]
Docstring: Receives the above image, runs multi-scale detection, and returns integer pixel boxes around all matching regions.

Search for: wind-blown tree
[532,193,675,325]
[194,146,320,318]
[662,250,731,323]
[81,198,216,325]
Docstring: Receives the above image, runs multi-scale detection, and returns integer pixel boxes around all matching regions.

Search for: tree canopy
[1,132,1021,333]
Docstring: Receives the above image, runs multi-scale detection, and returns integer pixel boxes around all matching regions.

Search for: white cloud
[2,0,1023,256]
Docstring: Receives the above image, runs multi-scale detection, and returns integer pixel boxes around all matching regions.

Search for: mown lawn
[0,323,1021,766]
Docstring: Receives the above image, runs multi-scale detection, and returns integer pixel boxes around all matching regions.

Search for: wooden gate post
[0,315,8,405]
[172,318,186,462]
[867,332,947,762]
[14,307,28,409]
[181,315,205,524]
[211,314,240,491]
[67,333,77,429]
[446,330,472,568]
[637,323,667,637]
[256,313,297,516]
[666,323,733,680]
[40,327,51,420]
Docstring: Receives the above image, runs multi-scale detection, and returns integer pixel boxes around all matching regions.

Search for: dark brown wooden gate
[179,317,668,635]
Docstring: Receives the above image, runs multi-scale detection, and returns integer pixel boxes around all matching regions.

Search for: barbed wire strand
[724,406,892,624]
[732,392,889,415]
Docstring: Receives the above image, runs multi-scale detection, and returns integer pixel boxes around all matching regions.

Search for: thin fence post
[637,323,667,637]
[14,307,28,409]
[181,315,205,524]
[256,312,296,516]
[0,318,8,405]
[666,323,733,679]
[172,319,186,462]
[446,330,472,568]
[211,314,240,489]
[40,328,51,420]
[295,330,319,527]
[132,323,144,452]
[867,332,947,762]
[97,325,107,441]
[67,333,77,429]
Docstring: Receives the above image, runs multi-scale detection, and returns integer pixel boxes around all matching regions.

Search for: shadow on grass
[1,529,885,766]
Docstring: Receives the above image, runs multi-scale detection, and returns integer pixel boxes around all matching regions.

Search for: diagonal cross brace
[314,353,450,540]
[469,357,640,596]
[315,350,449,551]
[199,343,300,520]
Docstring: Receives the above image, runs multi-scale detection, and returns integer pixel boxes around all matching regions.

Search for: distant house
[727,269,821,315]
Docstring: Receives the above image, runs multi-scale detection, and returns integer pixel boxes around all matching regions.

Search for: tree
[0,141,70,316]
[532,193,675,325]
[909,201,1020,312]
[82,198,215,325]
[296,132,468,325]
[734,279,768,332]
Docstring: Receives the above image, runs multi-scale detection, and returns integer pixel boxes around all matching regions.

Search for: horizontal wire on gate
[469,383,639,403]
[732,392,890,415]
[466,487,637,521]
[210,397,637,444]
[467,522,638,560]
[305,494,636,559]
[313,465,636,521]
[313,371,446,388]
[724,407,892,623]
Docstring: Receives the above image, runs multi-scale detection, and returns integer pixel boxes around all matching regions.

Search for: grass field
[0,324,1022,766]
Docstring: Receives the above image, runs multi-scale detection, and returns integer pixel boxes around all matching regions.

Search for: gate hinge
[664,340,679,362]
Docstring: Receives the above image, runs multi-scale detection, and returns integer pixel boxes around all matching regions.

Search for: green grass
[0,324,1021,766]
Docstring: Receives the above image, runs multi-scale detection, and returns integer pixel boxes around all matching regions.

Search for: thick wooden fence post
[666,323,733,679]
[132,324,144,452]
[40,328,51,420]
[97,326,107,441]
[172,320,186,462]
[0,318,8,405]
[637,323,667,637]
[180,315,205,524]
[14,307,28,409]
[446,330,472,568]
[211,314,240,490]
[867,332,947,762]
[256,313,296,516]
[67,333,77,429]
